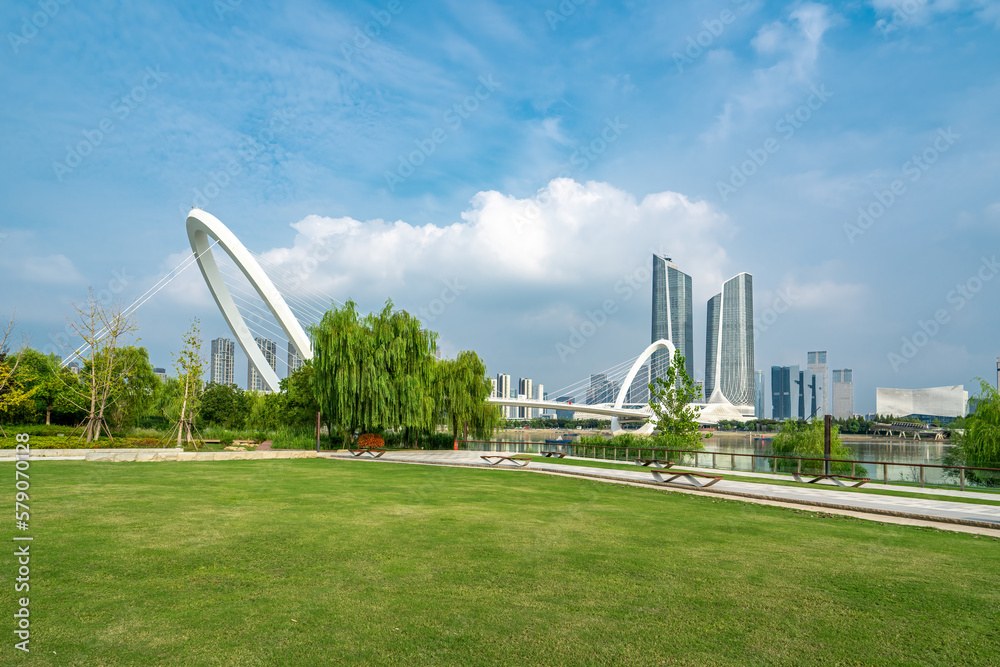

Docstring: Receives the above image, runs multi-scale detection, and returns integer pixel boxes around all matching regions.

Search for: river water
[487,431,957,486]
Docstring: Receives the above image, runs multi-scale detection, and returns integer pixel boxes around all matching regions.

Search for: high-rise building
[489,377,498,398]
[587,373,612,405]
[554,396,574,420]
[627,362,651,404]
[248,337,277,392]
[704,273,755,412]
[754,370,765,419]
[771,366,799,420]
[807,351,829,417]
[210,337,235,386]
[288,341,304,376]
[832,369,854,419]
[518,378,533,420]
[651,255,694,387]
[496,374,512,419]
[153,367,168,382]
[797,368,817,420]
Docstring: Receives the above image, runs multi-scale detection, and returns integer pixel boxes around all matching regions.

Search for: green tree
[199,383,250,428]
[246,390,286,432]
[106,346,159,431]
[770,420,864,475]
[945,379,1000,486]
[173,319,204,447]
[280,364,322,429]
[311,299,437,446]
[647,354,707,450]
[20,349,79,425]
[434,351,500,442]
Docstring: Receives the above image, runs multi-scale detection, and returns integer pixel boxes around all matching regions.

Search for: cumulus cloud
[872,0,1000,30]
[256,178,733,315]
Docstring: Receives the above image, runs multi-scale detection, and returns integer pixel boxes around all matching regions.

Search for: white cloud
[872,0,1000,29]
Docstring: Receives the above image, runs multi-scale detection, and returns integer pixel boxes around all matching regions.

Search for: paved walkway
[322,450,1000,535]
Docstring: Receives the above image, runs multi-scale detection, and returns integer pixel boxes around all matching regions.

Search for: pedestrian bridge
[490,339,752,432]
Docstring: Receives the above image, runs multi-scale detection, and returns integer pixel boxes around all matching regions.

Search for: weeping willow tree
[945,379,1000,486]
[434,350,501,442]
[310,299,437,447]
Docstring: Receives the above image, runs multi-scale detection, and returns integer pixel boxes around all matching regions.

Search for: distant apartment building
[210,337,235,386]
[651,255,694,386]
[518,378,533,419]
[287,342,304,375]
[807,351,829,417]
[153,367,168,382]
[831,369,854,419]
[248,337,277,392]
[495,373,512,419]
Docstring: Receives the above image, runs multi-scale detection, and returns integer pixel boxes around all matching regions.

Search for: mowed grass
[8,460,1000,666]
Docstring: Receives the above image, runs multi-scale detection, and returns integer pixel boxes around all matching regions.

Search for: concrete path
[322,450,1000,535]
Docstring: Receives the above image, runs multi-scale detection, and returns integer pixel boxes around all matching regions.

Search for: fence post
[712,452,717,470]
[920,466,925,488]
[883,463,888,484]
[960,468,965,491]
[797,457,802,474]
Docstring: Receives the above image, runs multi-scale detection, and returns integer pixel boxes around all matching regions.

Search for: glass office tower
[705,273,755,411]
[651,255,694,387]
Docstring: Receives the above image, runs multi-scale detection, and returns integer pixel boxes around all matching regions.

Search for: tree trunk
[45,406,52,426]
[177,381,189,449]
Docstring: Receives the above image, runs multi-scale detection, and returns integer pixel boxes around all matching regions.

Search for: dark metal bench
[792,473,870,487]
[648,470,722,487]
[480,455,531,467]
[635,459,675,469]
[348,449,385,458]
[540,451,566,458]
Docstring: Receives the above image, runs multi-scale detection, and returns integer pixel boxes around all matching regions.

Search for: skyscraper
[626,362,651,404]
[651,255,694,387]
[832,369,854,419]
[248,337,277,392]
[518,378,533,419]
[797,368,817,420]
[496,374,511,419]
[771,365,795,420]
[587,373,612,405]
[807,351,829,417]
[288,341,304,376]
[754,370,765,419]
[210,337,235,386]
[704,273,755,412]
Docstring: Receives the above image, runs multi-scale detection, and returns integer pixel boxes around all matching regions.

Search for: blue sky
[2,0,999,414]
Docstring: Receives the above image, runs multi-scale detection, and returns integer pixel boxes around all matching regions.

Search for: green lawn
[7,459,999,665]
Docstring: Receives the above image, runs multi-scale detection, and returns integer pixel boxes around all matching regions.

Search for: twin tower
[650,255,755,416]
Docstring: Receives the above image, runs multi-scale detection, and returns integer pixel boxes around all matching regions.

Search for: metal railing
[456,440,1000,492]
